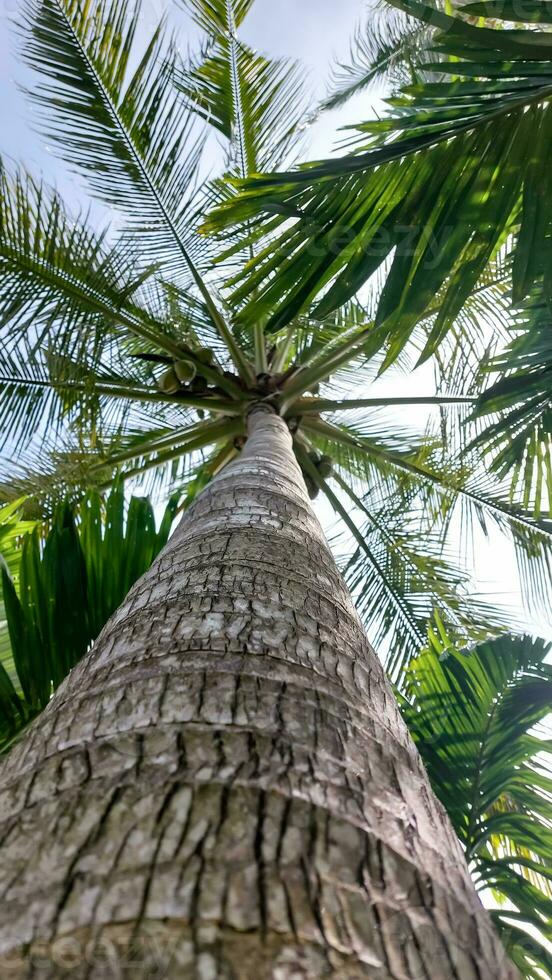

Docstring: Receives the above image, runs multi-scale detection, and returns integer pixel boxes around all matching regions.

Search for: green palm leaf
[176,0,309,175]
[183,0,256,34]
[0,484,178,751]
[20,0,258,379]
[295,415,528,677]
[21,0,206,280]
[474,280,552,516]
[0,161,152,354]
[296,409,552,636]
[400,628,552,979]
[323,0,436,110]
[0,162,206,449]
[207,0,552,356]
[0,501,37,690]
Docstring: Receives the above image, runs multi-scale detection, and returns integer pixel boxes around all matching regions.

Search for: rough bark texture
[0,409,517,978]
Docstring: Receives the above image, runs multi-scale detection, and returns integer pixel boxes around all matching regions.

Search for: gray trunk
[0,409,517,978]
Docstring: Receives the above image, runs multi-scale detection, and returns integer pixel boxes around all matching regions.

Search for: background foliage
[401,622,552,979]
[0,487,177,752]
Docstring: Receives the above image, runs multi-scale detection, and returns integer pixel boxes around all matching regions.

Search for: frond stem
[0,375,241,414]
[294,395,477,413]
[302,415,552,539]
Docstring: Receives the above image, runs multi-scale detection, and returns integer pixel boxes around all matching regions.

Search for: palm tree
[0,0,548,973]
[474,280,552,516]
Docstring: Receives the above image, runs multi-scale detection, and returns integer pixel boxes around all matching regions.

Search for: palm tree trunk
[0,407,517,979]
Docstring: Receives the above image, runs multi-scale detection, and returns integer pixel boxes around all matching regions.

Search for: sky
[0,0,550,640]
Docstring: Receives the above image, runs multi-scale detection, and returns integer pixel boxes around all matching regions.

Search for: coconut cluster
[157,348,216,395]
[157,348,218,418]
[303,451,334,499]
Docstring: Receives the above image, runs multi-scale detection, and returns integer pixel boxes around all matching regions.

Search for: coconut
[317,455,333,479]
[304,475,319,499]
[158,367,180,394]
[191,376,208,394]
[174,359,197,383]
[196,347,215,365]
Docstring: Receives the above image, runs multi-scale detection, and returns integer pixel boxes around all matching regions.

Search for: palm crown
[1,0,551,685]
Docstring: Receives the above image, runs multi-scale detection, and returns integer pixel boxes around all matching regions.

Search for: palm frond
[21,0,207,281]
[323,1,436,111]
[176,0,310,174]
[295,419,516,677]
[0,501,38,688]
[0,162,212,455]
[401,628,552,979]
[0,160,193,364]
[474,279,552,517]
[0,485,178,749]
[300,411,552,627]
[182,0,256,34]
[207,0,552,351]
[21,0,257,382]
[0,349,204,462]
[0,160,155,353]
